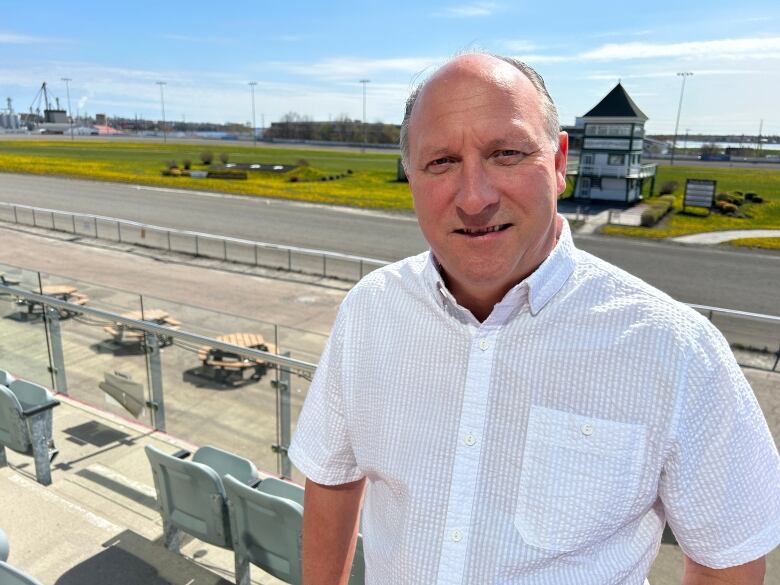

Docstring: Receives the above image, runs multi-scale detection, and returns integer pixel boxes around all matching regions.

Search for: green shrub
[745,192,758,200]
[716,192,743,206]
[751,196,764,203]
[657,194,676,206]
[165,159,178,169]
[183,159,192,170]
[733,190,744,196]
[641,207,667,227]
[219,152,230,164]
[200,151,213,165]
[659,181,678,195]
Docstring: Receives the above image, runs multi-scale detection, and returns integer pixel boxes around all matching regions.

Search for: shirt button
[478,338,489,350]
[451,529,463,542]
[581,423,594,436]
[464,433,476,446]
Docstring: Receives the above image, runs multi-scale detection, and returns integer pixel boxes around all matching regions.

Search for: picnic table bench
[197,332,276,383]
[15,284,89,319]
[103,309,181,347]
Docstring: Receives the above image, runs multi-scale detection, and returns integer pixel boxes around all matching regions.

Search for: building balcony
[569,163,657,179]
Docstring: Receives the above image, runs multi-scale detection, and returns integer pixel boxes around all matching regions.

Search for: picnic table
[103,309,181,347]
[197,332,276,383]
[15,284,89,318]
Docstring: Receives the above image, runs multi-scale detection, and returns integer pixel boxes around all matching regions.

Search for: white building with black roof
[571,83,656,202]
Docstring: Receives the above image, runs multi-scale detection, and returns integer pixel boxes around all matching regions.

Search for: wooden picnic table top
[119,309,181,326]
[41,285,79,296]
[198,332,275,362]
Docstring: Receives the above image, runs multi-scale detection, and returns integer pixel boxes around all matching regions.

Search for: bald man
[289,54,779,585]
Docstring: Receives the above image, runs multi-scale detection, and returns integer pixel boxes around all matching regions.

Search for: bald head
[400,54,559,167]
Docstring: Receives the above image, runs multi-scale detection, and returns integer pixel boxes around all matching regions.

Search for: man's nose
[455,158,500,216]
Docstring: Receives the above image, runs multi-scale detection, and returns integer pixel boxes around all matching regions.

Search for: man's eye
[496,149,522,158]
[430,157,452,166]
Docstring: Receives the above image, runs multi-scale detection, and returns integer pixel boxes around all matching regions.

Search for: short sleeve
[659,321,780,568]
[288,300,363,486]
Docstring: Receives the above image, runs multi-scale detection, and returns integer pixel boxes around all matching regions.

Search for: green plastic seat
[0,528,8,562]
[0,562,44,585]
[0,369,15,387]
[0,381,59,486]
[228,476,365,585]
[144,444,258,554]
[225,474,305,585]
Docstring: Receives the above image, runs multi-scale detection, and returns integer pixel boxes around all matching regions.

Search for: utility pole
[61,77,73,140]
[249,81,258,147]
[156,81,167,143]
[359,79,370,153]
[670,72,693,165]
[757,119,763,155]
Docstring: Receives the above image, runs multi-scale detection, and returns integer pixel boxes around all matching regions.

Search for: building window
[585,124,632,137]
[591,178,602,189]
[608,154,626,165]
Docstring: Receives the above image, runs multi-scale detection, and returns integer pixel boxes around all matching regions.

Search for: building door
[579,177,591,198]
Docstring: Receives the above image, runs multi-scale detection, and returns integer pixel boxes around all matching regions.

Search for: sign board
[684,179,717,213]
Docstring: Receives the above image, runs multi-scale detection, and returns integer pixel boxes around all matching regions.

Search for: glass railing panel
[287,368,312,485]
[157,335,282,476]
[0,264,55,386]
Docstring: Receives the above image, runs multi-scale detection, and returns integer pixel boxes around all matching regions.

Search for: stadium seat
[0,369,15,387]
[0,562,44,585]
[0,527,8,562]
[145,445,258,554]
[225,474,305,585]
[0,380,59,485]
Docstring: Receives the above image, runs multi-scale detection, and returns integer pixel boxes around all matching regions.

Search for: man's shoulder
[569,248,710,336]
[344,252,432,307]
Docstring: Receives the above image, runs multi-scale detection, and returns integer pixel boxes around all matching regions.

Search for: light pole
[670,72,693,165]
[359,79,370,153]
[248,81,258,147]
[61,77,73,140]
[156,81,167,143]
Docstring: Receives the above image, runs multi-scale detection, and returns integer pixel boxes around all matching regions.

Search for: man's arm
[302,477,366,585]
[682,554,765,585]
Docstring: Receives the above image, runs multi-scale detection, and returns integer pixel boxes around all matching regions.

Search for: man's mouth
[454,223,512,237]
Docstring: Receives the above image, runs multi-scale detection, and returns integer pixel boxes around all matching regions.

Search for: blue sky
[2,0,779,135]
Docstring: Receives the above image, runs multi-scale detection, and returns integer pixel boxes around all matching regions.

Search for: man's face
[406,56,568,302]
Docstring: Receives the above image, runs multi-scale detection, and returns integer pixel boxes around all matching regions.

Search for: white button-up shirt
[289,219,780,585]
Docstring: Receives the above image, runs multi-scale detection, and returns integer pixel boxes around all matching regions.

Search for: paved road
[1,173,779,316]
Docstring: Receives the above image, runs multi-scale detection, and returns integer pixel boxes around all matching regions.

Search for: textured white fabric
[289,218,780,585]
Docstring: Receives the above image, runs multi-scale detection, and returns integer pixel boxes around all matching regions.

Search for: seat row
[146,444,365,585]
[0,368,59,486]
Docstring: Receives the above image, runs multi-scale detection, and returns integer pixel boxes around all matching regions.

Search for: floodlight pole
[359,79,370,153]
[156,81,167,144]
[670,72,693,165]
[249,81,258,147]
[61,77,73,140]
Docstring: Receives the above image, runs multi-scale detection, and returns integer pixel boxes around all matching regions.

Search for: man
[288,53,779,584]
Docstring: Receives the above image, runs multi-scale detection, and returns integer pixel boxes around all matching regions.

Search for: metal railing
[0,202,390,282]
[576,163,657,179]
[0,281,317,478]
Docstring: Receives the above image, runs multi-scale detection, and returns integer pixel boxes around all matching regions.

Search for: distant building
[95,113,108,126]
[569,83,656,202]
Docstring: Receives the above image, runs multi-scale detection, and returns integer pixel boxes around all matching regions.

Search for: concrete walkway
[670,229,780,245]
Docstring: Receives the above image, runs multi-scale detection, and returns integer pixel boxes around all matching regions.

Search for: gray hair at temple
[399,54,561,169]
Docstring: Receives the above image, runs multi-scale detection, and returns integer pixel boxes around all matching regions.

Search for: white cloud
[437,2,498,18]
[0,31,58,44]
[579,36,780,61]
[589,29,653,39]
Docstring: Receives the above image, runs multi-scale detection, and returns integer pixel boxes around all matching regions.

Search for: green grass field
[601,164,780,244]
[0,139,414,209]
[0,141,778,247]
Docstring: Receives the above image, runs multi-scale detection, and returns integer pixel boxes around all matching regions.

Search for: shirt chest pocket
[515,406,647,552]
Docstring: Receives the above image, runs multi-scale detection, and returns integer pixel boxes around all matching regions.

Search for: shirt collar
[422,215,577,317]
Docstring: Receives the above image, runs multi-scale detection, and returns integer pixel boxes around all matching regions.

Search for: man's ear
[554,131,569,195]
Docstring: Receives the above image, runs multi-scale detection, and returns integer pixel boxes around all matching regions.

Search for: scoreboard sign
[684,179,717,213]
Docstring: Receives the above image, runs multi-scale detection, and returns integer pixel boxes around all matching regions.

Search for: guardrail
[0,202,390,282]
[0,282,317,478]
